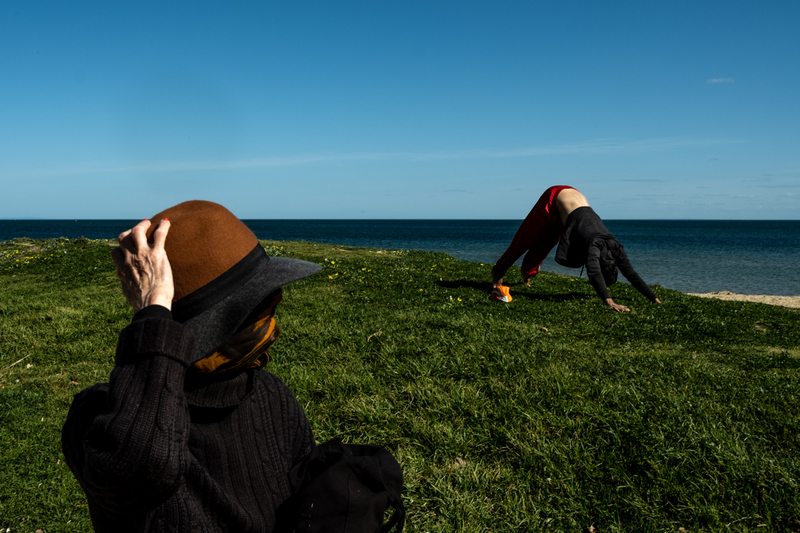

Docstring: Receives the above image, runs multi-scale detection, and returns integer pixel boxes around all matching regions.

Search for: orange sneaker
[491,285,512,302]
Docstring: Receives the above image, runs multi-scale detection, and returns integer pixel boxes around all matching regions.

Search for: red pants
[493,185,574,279]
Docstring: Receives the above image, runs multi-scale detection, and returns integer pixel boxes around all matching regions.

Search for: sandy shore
[688,291,800,309]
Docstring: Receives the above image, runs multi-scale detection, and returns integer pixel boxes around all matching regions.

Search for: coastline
[3,220,800,297]
[688,291,800,309]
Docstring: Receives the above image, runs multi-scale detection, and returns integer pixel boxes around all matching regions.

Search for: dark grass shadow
[510,290,590,302]
[437,279,494,292]
[436,279,589,302]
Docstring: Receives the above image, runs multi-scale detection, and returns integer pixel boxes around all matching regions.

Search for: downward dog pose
[492,186,662,312]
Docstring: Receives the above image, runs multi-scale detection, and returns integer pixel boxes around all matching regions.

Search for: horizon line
[2,217,798,222]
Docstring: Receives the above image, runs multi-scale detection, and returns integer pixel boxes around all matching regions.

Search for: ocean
[1,219,798,296]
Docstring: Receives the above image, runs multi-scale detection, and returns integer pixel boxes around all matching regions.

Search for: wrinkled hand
[605,298,630,312]
[111,218,174,312]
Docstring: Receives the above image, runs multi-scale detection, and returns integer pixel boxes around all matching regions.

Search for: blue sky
[1,1,798,219]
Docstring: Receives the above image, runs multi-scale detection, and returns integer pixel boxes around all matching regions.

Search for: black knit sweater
[62,307,315,532]
[555,207,657,303]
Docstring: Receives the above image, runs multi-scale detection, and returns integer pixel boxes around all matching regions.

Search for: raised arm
[62,218,194,516]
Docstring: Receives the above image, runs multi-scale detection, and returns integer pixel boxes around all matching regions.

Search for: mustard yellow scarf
[192,289,282,375]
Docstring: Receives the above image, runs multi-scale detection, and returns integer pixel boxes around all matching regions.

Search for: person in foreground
[492,185,662,312]
[62,200,322,532]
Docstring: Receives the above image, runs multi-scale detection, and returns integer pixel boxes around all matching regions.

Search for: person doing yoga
[491,185,662,312]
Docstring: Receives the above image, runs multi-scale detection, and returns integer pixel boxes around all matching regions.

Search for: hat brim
[181,255,321,362]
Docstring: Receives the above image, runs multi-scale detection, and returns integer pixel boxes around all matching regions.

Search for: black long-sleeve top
[555,207,657,303]
[62,306,314,532]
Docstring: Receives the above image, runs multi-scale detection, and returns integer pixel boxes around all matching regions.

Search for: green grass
[1,238,798,532]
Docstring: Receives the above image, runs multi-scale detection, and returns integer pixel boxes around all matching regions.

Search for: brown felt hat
[146,200,321,362]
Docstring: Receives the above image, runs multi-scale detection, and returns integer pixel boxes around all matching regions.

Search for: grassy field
[0,237,798,532]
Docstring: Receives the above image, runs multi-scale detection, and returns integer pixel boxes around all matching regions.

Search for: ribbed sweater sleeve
[585,244,611,301]
[613,246,658,302]
[586,241,657,303]
[62,318,195,518]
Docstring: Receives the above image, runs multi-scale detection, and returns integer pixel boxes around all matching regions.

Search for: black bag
[274,438,405,533]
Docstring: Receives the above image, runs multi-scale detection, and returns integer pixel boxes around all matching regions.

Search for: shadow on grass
[437,279,495,292]
[436,279,588,302]
[511,290,589,302]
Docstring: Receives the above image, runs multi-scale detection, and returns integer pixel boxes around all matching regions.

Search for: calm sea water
[1,219,798,296]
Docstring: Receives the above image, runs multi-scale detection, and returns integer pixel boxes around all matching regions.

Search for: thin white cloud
[5,138,745,178]
[707,78,735,84]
